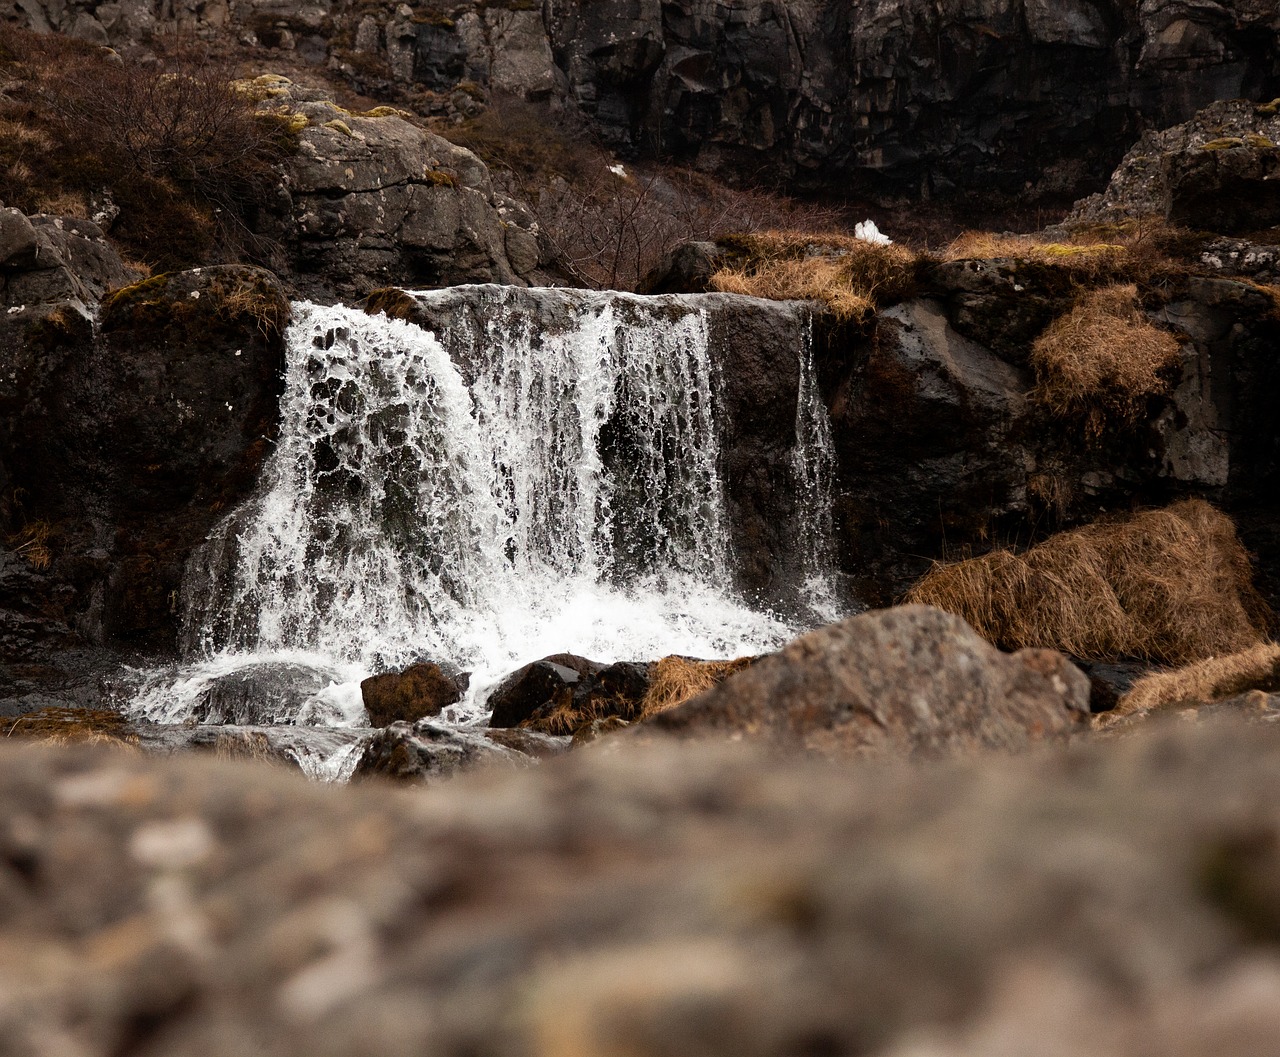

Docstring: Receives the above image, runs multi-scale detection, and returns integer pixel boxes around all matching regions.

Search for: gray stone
[637,605,1090,756]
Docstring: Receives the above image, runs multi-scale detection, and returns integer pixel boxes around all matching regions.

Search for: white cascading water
[131,286,841,748]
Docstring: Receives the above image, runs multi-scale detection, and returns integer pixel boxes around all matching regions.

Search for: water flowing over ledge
[133,286,842,730]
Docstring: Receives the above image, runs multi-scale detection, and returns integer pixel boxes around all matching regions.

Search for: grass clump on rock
[640,656,756,718]
[904,499,1269,665]
[1029,283,1181,437]
[1104,642,1280,723]
[710,230,919,322]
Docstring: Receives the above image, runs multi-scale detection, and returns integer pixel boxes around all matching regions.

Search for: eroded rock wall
[9,0,1277,199]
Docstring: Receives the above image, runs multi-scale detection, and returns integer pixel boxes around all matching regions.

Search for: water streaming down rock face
[154,286,839,724]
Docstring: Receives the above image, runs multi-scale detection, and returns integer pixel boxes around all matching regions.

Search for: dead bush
[1030,283,1182,436]
[0,26,294,268]
[446,96,849,290]
[1103,643,1280,723]
[904,499,1269,665]
[640,656,756,718]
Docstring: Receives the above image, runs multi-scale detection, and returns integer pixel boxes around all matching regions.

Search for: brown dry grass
[710,230,919,321]
[640,656,756,718]
[938,218,1197,289]
[904,499,1269,665]
[1102,642,1280,724]
[5,520,51,570]
[5,707,138,748]
[1030,283,1182,436]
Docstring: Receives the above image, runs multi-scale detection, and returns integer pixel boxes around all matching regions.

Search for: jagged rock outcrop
[804,256,1280,605]
[11,1,1277,199]
[253,80,553,300]
[6,722,1280,1054]
[1070,97,1280,231]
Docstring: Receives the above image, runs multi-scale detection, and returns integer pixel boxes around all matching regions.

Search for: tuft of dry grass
[1103,642,1280,724]
[904,499,1269,665]
[710,230,919,320]
[5,707,138,747]
[711,257,875,321]
[1029,283,1182,436]
[6,520,51,570]
[640,656,756,718]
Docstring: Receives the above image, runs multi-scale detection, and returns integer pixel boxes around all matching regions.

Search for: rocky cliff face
[9,1,1277,200]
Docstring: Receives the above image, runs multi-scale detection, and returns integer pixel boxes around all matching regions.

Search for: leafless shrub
[0,26,294,267]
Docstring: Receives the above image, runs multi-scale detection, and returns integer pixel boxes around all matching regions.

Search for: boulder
[361,662,468,727]
[261,84,550,300]
[7,722,1280,1053]
[486,653,605,729]
[353,718,564,782]
[1070,98,1280,228]
[638,605,1090,756]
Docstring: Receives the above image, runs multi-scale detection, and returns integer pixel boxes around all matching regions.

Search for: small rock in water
[353,719,559,784]
[360,662,468,727]
[487,656,654,737]
[486,654,604,729]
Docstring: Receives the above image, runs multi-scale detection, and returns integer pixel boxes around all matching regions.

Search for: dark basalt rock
[486,654,604,729]
[361,662,469,727]
[353,718,565,783]
[1,242,290,675]
[15,2,1279,202]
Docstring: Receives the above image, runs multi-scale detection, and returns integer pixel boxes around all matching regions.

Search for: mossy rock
[362,287,423,323]
[101,266,291,344]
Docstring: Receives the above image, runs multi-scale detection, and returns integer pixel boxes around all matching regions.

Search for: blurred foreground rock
[4,722,1280,1055]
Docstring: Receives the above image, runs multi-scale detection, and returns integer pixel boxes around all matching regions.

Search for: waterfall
[134,286,841,727]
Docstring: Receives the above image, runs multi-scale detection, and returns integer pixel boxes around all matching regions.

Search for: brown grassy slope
[904,499,1269,664]
[1105,643,1280,722]
[1030,283,1182,436]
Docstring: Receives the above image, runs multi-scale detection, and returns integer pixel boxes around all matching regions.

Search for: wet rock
[486,654,604,729]
[361,662,468,727]
[7,722,1280,1054]
[0,261,288,654]
[187,662,342,726]
[638,605,1090,757]
[133,723,369,780]
[353,718,555,783]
